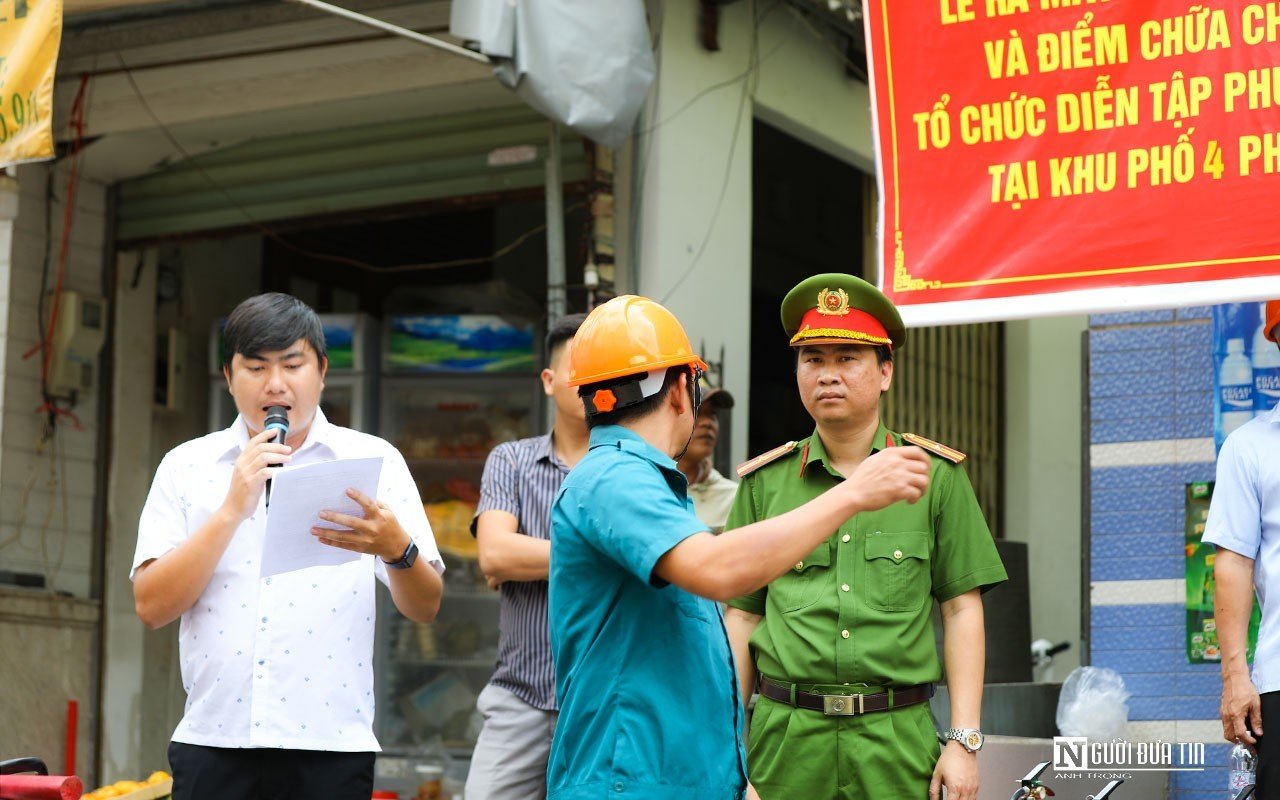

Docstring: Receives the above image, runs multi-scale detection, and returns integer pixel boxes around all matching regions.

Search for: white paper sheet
[259,456,384,577]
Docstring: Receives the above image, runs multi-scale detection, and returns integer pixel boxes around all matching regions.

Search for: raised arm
[653,446,932,601]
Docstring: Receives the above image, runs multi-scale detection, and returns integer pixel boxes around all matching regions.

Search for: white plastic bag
[1055,666,1131,739]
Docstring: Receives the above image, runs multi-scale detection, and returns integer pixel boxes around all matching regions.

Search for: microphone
[264,406,289,509]
[264,406,290,445]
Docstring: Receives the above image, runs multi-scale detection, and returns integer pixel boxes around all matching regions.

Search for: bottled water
[1253,322,1280,417]
[1221,338,1254,437]
[1228,741,1256,798]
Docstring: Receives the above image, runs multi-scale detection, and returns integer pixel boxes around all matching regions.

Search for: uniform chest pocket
[863,532,931,612]
[769,539,833,614]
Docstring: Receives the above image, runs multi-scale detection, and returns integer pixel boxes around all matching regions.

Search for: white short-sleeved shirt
[131,409,443,751]
[1204,403,1280,692]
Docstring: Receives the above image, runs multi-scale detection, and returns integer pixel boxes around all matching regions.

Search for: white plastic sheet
[451,0,654,148]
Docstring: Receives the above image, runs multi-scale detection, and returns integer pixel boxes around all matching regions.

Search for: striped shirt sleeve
[472,442,521,536]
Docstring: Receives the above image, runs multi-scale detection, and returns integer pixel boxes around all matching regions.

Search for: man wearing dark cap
[677,386,738,533]
[723,274,1007,800]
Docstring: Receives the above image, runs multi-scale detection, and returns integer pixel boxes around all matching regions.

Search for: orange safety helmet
[568,295,708,416]
[1266,300,1280,343]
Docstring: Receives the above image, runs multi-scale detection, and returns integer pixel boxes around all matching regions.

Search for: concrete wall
[635,0,874,467]
[0,162,108,781]
[1004,316,1088,680]
[1087,307,1223,800]
[0,163,107,598]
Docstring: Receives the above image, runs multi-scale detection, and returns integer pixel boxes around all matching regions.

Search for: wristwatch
[382,539,419,570]
[944,728,985,753]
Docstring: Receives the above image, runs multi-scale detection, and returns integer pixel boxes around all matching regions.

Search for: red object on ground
[64,701,77,777]
[0,773,84,800]
[371,792,399,799]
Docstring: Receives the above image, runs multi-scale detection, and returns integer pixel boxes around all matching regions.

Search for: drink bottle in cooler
[1253,322,1280,417]
[1221,338,1254,437]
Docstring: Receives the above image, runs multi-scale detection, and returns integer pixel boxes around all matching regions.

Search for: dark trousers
[1259,692,1280,798]
[169,742,374,800]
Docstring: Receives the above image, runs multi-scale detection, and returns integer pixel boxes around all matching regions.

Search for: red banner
[865,1,1280,324]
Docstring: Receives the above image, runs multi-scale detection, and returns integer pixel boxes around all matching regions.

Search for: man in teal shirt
[547,296,933,799]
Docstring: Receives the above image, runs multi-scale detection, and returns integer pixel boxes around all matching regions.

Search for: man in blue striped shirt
[467,313,589,800]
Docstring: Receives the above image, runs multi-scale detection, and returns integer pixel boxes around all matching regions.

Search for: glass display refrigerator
[207,313,375,432]
[374,314,542,763]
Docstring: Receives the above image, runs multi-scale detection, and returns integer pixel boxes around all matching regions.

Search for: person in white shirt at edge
[131,292,444,800]
[675,385,739,533]
[1209,299,1280,798]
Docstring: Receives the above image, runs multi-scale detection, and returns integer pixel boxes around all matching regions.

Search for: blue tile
[1176,391,1213,417]
[1177,673,1223,696]
[1131,695,1217,720]
[1091,370,1175,398]
[1093,417,1178,443]
[1092,604,1183,628]
[1091,327,1178,352]
[1091,394,1174,422]
[1178,305,1214,320]
[1121,672,1179,697]
[1092,465,1176,492]
[1091,532,1181,559]
[1177,368,1214,393]
[1092,485,1181,514]
[1176,414,1214,439]
[1173,768,1230,791]
[1175,322,1213,349]
[1091,348,1173,375]
[1091,310,1177,326]
[1176,462,1217,483]
[1092,625,1182,651]
[1093,510,1178,536]
[1176,345,1213,372]
[1093,648,1186,673]
[1092,555,1183,581]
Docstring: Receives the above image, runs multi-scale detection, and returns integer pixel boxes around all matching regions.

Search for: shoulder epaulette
[902,433,966,464]
[736,440,800,479]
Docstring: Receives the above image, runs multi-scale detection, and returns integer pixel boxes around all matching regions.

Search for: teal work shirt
[548,425,748,800]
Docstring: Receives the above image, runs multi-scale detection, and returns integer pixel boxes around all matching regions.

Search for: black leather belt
[757,676,935,716]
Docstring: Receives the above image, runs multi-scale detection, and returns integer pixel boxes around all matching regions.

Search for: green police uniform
[726,273,1007,800]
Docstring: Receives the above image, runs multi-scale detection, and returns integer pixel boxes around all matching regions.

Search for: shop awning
[114,105,586,243]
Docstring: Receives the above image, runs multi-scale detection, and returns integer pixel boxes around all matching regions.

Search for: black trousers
[168,742,374,800]
[1259,692,1280,799]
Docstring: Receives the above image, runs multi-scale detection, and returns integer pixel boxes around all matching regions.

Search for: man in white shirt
[132,293,444,800]
[1208,299,1280,797]
[676,387,739,532]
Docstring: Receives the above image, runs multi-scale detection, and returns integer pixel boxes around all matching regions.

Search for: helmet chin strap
[672,380,700,461]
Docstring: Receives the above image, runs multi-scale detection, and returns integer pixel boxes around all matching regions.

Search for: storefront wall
[0,162,109,777]
[1088,307,1224,798]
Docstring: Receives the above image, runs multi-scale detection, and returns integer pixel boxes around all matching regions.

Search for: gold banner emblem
[815,288,850,316]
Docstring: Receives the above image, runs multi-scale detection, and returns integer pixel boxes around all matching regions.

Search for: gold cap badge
[816,288,850,316]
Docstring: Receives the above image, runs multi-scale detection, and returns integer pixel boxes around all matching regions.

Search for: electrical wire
[657,0,770,304]
[117,54,578,275]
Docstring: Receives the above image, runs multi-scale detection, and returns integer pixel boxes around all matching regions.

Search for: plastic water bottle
[1229,741,1256,798]
[1221,338,1254,436]
[1253,322,1280,417]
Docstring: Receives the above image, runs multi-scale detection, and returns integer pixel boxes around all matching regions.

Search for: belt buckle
[823,693,863,716]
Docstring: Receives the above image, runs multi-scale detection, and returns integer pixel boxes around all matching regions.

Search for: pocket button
[893,549,903,560]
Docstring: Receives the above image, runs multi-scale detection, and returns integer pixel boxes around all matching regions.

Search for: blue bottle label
[1256,368,1280,413]
[1222,384,1252,410]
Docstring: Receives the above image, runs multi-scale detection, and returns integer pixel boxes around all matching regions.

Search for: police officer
[546,295,933,800]
[723,274,1007,800]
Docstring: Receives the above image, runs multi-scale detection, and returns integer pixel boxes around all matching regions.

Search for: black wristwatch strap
[383,539,418,570]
